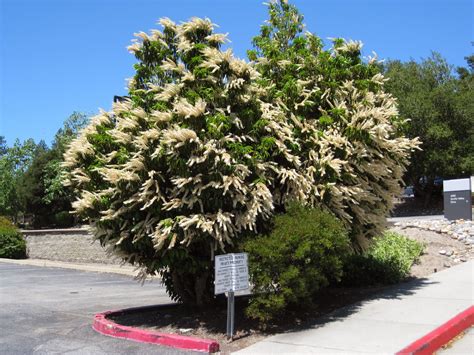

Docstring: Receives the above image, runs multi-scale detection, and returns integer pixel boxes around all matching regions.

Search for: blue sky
[1,0,472,146]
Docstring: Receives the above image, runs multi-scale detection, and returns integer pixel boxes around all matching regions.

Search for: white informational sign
[214,253,249,295]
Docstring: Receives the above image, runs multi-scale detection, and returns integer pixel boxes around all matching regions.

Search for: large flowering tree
[63,18,294,306]
[64,2,419,306]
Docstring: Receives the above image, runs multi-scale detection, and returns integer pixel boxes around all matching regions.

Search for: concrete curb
[397,305,474,355]
[92,306,220,353]
[21,228,90,235]
[0,258,136,276]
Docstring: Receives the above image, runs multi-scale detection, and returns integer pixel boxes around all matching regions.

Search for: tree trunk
[170,267,213,308]
[423,178,435,208]
[194,270,211,308]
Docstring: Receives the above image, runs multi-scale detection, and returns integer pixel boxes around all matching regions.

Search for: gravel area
[394,219,474,243]
[390,219,474,276]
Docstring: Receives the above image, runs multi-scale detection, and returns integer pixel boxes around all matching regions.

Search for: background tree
[0,138,37,221]
[0,113,88,228]
[42,112,89,208]
[20,112,89,227]
[0,136,7,156]
[16,141,51,226]
[383,53,474,201]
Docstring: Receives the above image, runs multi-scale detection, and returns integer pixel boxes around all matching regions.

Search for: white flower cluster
[63,18,290,271]
[64,17,419,274]
[255,38,420,248]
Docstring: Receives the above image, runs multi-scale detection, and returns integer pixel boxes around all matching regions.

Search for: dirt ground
[392,226,474,277]
[110,225,474,354]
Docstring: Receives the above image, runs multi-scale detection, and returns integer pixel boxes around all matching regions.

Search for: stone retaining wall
[22,228,119,264]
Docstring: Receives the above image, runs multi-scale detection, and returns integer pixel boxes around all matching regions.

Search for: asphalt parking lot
[0,262,199,354]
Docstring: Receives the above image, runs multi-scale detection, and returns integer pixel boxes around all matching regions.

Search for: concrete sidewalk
[236,261,473,354]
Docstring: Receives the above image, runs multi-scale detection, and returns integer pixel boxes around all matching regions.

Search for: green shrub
[241,203,350,324]
[0,216,27,259]
[341,231,424,286]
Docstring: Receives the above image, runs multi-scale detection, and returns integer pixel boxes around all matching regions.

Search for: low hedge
[0,216,27,259]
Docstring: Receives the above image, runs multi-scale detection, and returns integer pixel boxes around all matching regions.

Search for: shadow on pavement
[286,276,438,333]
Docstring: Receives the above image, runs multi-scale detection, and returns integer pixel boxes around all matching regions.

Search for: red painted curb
[396,305,474,355]
[92,308,220,353]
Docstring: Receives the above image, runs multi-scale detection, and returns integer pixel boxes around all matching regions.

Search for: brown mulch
[439,327,471,351]
[108,285,389,354]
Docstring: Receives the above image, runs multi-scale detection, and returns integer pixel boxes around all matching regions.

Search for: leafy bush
[0,216,27,259]
[241,203,350,323]
[341,231,424,286]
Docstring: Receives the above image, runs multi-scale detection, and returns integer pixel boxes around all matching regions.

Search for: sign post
[214,253,249,340]
[443,178,472,221]
[226,290,235,338]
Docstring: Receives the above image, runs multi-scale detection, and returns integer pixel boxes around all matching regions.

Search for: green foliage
[0,138,37,220]
[16,141,53,227]
[0,136,7,156]
[53,211,75,228]
[241,203,350,323]
[383,53,474,196]
[0,216,15,229]
[63,2,417,308]
[0,113,87,227]
[63,18,282,307]
[341,231,424,286]
[43,112,89,207]
[0,216,27,259]
[249,0,419,248]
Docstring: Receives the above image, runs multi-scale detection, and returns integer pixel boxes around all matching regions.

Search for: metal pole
[226,291,235,340]
[226,292,231,337]
[230,290,235,338]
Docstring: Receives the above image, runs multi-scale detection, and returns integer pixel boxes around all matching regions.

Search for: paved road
[0,262,199,354]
